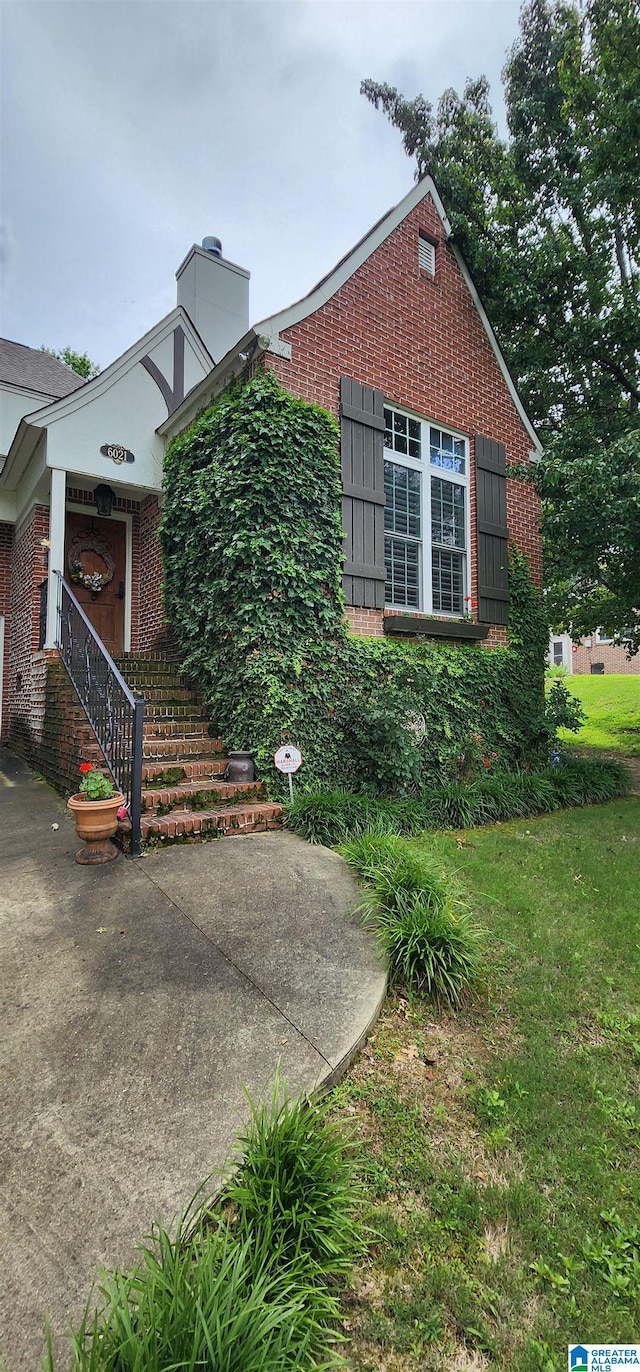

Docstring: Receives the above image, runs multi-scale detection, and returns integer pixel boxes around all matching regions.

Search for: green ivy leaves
[161,374,551,797]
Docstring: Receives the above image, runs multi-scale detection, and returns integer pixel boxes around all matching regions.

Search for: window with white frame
[383,406,469,615]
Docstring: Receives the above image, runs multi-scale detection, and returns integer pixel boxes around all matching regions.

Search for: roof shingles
[0,338,86,398]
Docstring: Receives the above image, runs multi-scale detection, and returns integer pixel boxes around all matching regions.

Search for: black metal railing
[54,572,144,856]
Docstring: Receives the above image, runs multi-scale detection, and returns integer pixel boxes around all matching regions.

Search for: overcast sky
[1,0,523,370]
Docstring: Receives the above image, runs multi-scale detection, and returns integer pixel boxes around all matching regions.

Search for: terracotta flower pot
[67,791,126,865]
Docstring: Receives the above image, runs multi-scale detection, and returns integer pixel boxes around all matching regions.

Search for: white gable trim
[449,245,542,455]
[256,179,452,339]
[24,308,213,430]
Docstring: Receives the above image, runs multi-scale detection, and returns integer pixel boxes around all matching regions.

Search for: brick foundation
[346,606,384,638]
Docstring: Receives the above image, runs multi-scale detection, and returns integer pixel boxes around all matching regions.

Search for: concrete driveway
[0,749,385,1370]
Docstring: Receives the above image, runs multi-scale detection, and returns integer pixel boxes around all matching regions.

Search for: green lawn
[557,674,640,754]
[330,800,640,1371]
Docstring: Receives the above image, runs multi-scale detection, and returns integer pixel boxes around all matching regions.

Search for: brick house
[0,177,542,844]
[549,632,640,675]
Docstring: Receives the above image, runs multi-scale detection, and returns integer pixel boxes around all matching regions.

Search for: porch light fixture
[94,483,116,518]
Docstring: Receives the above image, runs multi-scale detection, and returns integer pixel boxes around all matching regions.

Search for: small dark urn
[224,751,256,784]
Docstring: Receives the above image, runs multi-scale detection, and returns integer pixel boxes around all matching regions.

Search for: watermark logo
[569,1348,640,1370]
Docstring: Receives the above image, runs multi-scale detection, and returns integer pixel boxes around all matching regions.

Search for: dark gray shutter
[340,377,387,608]
[475,435,509,625]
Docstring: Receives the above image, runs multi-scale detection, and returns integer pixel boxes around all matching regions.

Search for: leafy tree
[542,430,640,653]
[41,346,100,380]
[362,0,640,648]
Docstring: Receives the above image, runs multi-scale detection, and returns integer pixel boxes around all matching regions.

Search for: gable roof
[0,307,214,493]
[0,338,86,398]
[161,176,541,455]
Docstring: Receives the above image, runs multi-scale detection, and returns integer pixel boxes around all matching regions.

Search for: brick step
[117,663,190,684]
[134,687,201,705]
[142,738,226,761]
[117,655,184,670]
[142,759,229,785]
[141,801,283,845]
[144,704,211,722]
[143,720,213,740]
[117,652,179,664]
[142,778,266,815]
[126,675,189,693]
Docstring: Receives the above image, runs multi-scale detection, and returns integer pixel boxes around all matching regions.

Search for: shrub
[340,833,483,1004]
[286,757,629,845]
[544,678,586,733]
[545,662,569,678]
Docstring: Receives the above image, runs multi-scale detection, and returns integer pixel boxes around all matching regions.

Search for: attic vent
[418,233,436,275]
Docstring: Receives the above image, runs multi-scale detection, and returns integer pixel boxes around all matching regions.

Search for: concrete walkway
[0,749,386,1371]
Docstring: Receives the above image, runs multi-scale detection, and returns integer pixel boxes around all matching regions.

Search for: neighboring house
[0,177,543,843]
[549,632,640,675]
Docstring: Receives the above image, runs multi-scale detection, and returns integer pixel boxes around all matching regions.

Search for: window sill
[383,613,489,641]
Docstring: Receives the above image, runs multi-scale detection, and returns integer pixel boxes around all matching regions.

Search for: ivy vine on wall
[161,371,554,797]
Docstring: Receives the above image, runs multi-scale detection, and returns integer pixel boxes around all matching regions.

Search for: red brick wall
[138,495,171,650]
[573,641,640,675]
[7,504,50,756]
[265,191,542,639]
[0,521,14,742]
[346,607,384,638]
[35,652,108,795]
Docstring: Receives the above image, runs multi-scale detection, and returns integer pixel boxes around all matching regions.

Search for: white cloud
[1,0,521,367]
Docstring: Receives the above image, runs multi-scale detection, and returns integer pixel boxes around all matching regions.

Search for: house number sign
[100,443,135,465]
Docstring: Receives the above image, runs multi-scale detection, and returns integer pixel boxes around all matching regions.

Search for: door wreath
[68,531,116,595]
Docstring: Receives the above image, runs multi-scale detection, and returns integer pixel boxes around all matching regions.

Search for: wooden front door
[64,512,126,656]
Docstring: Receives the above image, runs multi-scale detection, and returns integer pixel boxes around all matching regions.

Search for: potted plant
[67,764,126,865]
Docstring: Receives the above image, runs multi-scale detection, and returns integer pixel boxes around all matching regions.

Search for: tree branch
[599,355,640,404]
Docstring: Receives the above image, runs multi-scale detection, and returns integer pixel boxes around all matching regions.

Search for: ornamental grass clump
[341,833,484,1005]
[46,1225,322,1372]
[223,1072,364,1280]
[44,1080,361,1371]
[286,757,630,845]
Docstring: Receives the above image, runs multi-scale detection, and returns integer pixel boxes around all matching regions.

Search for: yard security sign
[274,745,302,801]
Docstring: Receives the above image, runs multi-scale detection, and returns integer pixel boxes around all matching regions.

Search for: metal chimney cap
[202,236,222,257]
